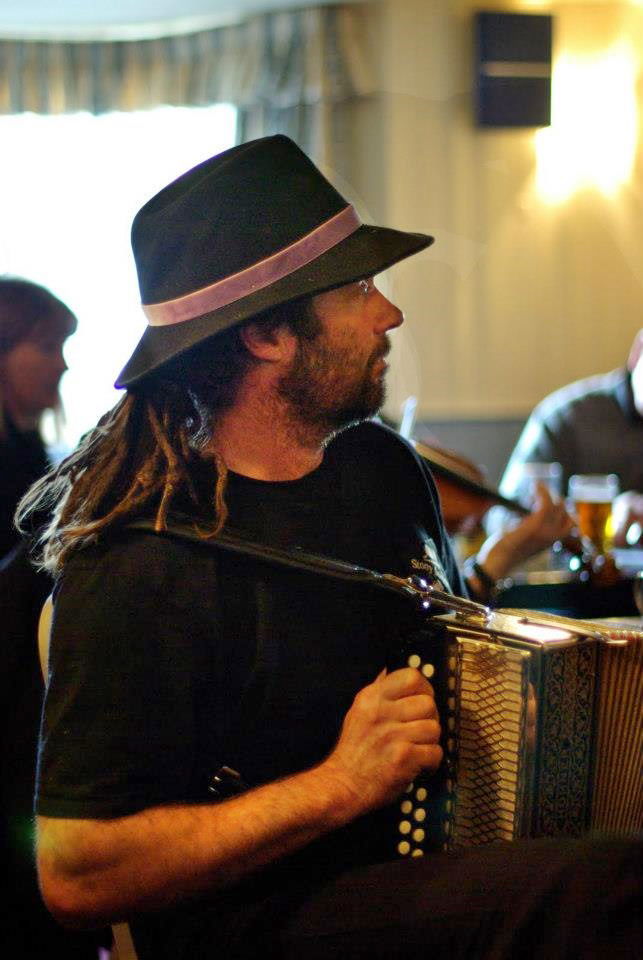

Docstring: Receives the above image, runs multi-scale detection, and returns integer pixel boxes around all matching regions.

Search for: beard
[278,328,390,435]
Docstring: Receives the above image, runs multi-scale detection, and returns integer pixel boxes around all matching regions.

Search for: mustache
[370,336,391,364]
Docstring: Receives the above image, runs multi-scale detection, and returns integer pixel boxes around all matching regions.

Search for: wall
[351,0,643,440]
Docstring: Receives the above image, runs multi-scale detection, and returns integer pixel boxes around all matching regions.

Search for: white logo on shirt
[410,536,451,592]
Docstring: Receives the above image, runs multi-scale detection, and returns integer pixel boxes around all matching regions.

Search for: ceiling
[0,1,341,39]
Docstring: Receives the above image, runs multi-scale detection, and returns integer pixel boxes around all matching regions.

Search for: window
[0,103,237,448]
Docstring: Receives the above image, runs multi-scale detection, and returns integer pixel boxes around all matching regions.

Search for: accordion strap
[127,518,410,598]
[126,519,488,622]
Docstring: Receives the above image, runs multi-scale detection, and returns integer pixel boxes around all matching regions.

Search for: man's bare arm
[38,667,441,928]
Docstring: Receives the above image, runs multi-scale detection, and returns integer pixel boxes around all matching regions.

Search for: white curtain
[0,4,378,160]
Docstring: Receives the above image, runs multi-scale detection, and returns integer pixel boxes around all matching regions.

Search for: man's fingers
[413,742,444,773]
[380,667,435,701]
[387,693,439,722]
[533,482,554,510]
[402,718,441,745]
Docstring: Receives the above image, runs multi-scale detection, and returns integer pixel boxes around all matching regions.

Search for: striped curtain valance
[0,5,377,115]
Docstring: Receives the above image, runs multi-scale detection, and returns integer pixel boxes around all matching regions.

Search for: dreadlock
[16,297,320,574]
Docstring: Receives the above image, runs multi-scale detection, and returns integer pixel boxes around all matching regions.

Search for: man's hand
[612,491,643,546]
[479,483,574,581]
[321,668,442,814]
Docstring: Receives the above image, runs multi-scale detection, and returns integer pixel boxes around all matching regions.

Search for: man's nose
[375,291,404,332]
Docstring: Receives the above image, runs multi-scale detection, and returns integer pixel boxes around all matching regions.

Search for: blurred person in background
[0,276,103,957]
[499,329,643,548]
[0,276,76,559]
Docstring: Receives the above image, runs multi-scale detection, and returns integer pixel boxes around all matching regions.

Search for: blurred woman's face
[2,330,69,422]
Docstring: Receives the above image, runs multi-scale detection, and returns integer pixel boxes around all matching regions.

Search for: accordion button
[398,841,411,856]
[448,717,455,731]
[415,787,427,801]
[405,782,414,793]
[414,808,427,823]
[448,677,456,691]
[422,663,435,678]
[399,820,412,835]
[408,654,421,668]
[400,800,413,814]
[413,829,425,843]
[448,697,456,711]
[411,848,424,858]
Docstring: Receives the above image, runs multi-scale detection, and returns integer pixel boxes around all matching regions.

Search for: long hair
[0,276,77,439]
[16,297,320,574]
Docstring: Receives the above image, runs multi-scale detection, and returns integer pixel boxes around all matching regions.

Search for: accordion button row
[397,651,459,859]
[407,653,435,679]
[397,841,425,858]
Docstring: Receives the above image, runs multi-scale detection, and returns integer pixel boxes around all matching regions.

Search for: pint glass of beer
[568,473,620,554]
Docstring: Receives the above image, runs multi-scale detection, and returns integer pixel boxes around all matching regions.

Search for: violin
[412,439,528,536]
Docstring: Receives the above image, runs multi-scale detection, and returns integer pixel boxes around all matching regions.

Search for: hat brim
[115,223,433,388]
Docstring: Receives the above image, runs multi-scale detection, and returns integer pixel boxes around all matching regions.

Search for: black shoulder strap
[126,518,418,602]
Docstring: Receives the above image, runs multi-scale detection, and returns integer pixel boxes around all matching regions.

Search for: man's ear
[240,322,295,362]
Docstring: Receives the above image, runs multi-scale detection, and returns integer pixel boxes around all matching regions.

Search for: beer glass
[568,473,620,555]
[513,463,564,571]
[515,462,563,508]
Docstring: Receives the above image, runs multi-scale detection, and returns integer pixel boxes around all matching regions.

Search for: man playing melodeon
[21,136,641,959]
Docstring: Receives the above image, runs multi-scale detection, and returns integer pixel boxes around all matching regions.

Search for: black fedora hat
[116,135,433,388]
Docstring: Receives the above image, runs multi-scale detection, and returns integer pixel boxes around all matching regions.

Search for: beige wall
[354,0,643,422]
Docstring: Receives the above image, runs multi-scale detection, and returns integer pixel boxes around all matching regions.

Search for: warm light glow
[535,44,638,202]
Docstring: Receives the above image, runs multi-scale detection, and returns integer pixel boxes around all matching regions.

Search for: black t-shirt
[37,421,463,957]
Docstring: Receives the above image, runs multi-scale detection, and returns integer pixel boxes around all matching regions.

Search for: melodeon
[122,529,642,858]
[389,597,642,859]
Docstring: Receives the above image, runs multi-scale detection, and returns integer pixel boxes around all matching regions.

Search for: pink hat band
[143,204,361,327]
